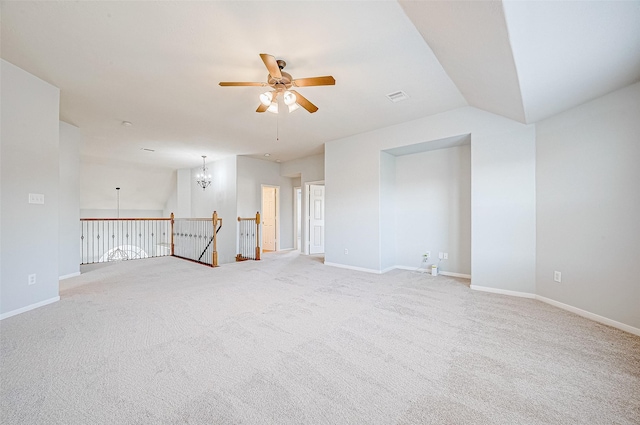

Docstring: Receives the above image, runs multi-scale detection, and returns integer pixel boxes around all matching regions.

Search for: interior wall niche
[381,135,471,275]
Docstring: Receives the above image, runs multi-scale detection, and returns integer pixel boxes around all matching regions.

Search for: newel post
[255,211,261,261]
[170,212,175,257]
[212,211,219,267]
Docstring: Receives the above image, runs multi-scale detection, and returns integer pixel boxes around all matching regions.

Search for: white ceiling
[2,0,639,172]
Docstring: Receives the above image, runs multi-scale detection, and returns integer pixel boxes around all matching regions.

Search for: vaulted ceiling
[2,1,639,171]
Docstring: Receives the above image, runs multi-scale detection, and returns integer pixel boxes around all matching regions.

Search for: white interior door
[262,186,277,251]
[309,184,325,254]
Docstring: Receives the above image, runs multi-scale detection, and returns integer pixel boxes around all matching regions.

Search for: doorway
[308,184,325,254]
[261,185,279,252]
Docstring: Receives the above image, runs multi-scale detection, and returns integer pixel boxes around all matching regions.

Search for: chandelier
[196,155,212,190]
[108,187,129,262]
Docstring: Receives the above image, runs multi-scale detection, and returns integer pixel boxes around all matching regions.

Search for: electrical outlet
[344,248,348,255]
[28,193,45,204]
[28,274,36,285]
[438,252,443,260]
[554,271,561,283]
[443,252,448,260]
[423,251,430,262]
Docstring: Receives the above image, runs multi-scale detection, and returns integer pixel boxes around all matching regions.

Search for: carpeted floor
[1,251,639,424]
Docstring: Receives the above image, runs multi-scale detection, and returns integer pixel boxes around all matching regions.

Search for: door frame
[304,180,324,255]
[294,186,301,251]
[261,184,280,252]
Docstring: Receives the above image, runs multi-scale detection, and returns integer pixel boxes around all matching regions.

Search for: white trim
[388,265,471,278]
[470,284,536,299]
[394,265,431,274]
[304,180,325,256]
[324,261,382,274]
[293,186,301,252]
[0,296,60,320]
[380,266,397,274]
[469,286,640,337]
[536,295,640,337]
[326,263,474,278]
[440,271,471,279]
[59,271,80,280]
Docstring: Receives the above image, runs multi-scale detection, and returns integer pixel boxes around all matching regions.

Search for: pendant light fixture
[196,155,212,190]
[108,187,129,262]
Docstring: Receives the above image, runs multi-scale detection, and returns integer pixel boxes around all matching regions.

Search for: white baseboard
[380,265,397,274]
[470,285,639,336]
[59,271,80,280]
[470,284,536,299]
[440,271,471,279]
[536,295,640,337]
[394,266,427,273]
[324,261,382,274]
[0,296,60,321]
[326,262,472,278]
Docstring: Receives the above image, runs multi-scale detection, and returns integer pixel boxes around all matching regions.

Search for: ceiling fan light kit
[259,91,273,106]
[267,102,278,114]
[219,53,335,114]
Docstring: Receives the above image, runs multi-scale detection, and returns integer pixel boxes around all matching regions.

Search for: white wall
[80,209,164,218]
[280,153,324,182]
[326,137,381,270]
[280,153,325,254]
[163,189,177,218]
[326,106,536,295]
[379,152,396,271]
[175,168,191,218]
[536,82,640,329]
[1,60,61,317]
[393,145,471,275]
[80,156,175,211]
[59,122,81,279]
[471,128,536,293]
[237,156,295,250]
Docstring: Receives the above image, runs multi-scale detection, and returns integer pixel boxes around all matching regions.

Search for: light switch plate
[28,193,45,204]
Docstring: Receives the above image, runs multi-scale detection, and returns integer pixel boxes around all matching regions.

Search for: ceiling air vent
[386,90,409,103]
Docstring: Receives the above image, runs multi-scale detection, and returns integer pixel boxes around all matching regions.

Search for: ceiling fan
[219,53,335,114]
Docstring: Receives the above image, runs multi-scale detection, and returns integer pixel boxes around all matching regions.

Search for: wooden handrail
[80,218,171,221]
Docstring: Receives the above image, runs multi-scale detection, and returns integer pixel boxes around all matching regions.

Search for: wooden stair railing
[81,212,222,267]
[171,211,222,267]
[237,212,261,261]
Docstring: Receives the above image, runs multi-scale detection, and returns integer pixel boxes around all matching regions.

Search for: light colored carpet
[1,251,639,424]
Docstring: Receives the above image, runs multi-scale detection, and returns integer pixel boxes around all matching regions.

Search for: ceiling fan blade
[219,82,266,87]
[290,90,318,113]
[260,53,282,79]
[256,103,268,113]
[292,76,336,87]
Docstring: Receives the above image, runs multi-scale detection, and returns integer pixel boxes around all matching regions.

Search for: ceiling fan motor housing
[268,71,293,89]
